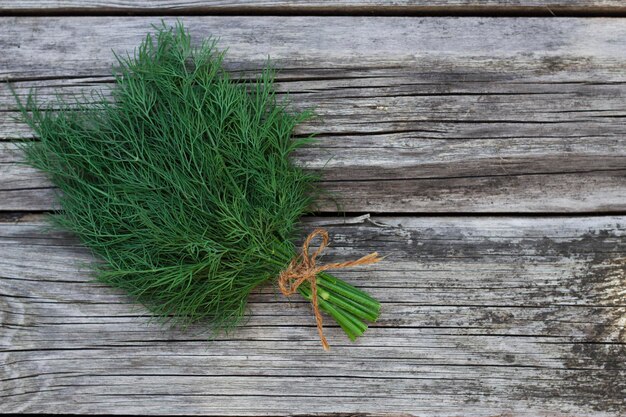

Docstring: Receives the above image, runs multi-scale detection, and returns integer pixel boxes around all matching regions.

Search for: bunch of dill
[15,23,380,347]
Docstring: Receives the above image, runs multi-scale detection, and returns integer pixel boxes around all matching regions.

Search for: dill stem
[270,238,380,341]
[299,285,364,341]
[317,273,380,312]
[318,288,378,322]
[318,271,378,304]
[271,241,379,311]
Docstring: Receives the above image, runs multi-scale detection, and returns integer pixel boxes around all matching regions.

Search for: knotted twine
[277,228,382,350]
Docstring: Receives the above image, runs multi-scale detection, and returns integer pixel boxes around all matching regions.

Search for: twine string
[277,228,382,351]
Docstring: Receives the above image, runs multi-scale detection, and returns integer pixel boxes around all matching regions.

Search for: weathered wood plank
[1,215,625,414]
[3,17,626,79]
[0,0,624,15]
[2,141,625,212]
[4,154,625,212]
[1,17,625,213]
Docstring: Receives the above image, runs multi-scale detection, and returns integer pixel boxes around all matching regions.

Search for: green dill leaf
[15,22,381,347]
[16,22,317,332]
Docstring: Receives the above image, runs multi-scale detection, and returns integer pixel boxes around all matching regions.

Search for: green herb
[14,22,380,349]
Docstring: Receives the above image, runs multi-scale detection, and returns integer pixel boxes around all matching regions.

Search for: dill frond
[15,22,380,345]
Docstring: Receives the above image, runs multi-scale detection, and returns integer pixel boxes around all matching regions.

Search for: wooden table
[1,2,625,415]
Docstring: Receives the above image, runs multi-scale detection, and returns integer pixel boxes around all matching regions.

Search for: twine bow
[278,228,382,351]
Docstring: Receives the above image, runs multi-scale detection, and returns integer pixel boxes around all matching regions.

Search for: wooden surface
[1,7,625,417]
[2,17,625,213]
[2,215,625,415]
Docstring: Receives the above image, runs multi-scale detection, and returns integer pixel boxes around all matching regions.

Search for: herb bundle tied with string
[15,23,382,350]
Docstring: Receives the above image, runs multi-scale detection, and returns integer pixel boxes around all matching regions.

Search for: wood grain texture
[1,215,625,415]
[1,17,625,213]
[3,140,625,213]
[0,0,624,15]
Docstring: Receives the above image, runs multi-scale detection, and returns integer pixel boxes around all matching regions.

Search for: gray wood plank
[0,0,624,14]
[3,17,626,79]
[1,17,625,213]
[1,215,625,414]
[3,141,625,213]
